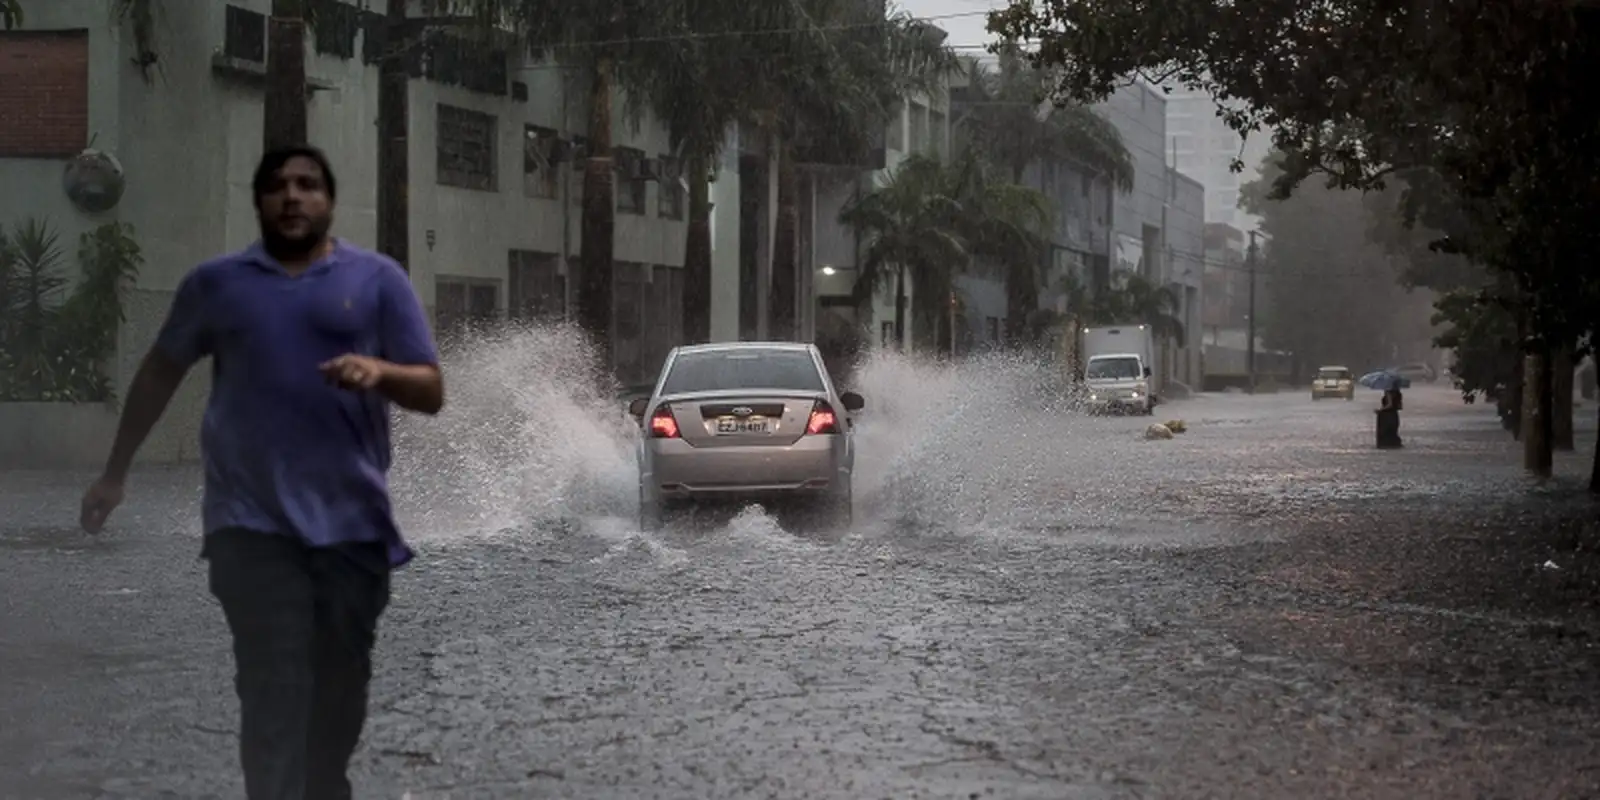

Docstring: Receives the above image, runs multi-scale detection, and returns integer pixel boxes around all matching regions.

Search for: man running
[79,144,443,799]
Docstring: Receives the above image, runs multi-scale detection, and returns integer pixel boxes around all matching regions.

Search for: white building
[1095,83,1205,390]
[0,0,935,467]
[1164,88,1270,231]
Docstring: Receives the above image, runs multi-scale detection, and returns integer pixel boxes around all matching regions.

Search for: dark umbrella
[1358,370,1412,391]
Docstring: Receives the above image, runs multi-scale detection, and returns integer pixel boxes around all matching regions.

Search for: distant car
[1391,362,1437,383]
[629,342,863,532]
[1311,365,1355,400]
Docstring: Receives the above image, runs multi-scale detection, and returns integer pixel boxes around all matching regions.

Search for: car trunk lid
[664,393,822,447]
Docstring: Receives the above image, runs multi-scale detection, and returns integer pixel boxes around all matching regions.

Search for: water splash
[849,347,1102,532]
[388,324,1099,545]
[389,322,637,539]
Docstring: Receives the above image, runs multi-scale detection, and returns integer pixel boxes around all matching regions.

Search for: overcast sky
[897,0,1007,56]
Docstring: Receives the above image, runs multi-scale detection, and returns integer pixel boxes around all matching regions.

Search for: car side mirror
[840,391,865,412]
[627,397,648,418]
[1142,367,1152,378]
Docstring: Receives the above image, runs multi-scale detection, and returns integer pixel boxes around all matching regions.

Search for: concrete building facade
[1164,89,1271,232]
[1094,84,1205,390]
[1167,168,1206,388]
[0,0,940,467]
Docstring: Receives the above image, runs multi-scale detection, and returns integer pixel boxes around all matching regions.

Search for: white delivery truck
[1079,324,1158,415]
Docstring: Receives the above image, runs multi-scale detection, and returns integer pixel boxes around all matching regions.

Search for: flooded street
[3,341,1598,799]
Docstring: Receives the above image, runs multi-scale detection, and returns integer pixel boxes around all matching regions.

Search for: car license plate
[715,417,769,434]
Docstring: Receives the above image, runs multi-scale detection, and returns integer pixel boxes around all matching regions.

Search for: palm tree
[838,153,969,347]
[636,0,778,343]
[1103,270,1185,348]
[954,46,1134,188]
[466,0,681,363]
[376,0,410,270]
[954,155,1054,344]
[839,150,1054,349]
[263,0,309,150]
[1047,270,1182,379]
[953,46,1134,338]
[760,2,961,341]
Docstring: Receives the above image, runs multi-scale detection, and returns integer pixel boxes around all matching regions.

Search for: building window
[909,103,929,154]
[0,30,89,158]
[434,276,500,343]
[615,147,646,215]
[309,0,359,60]
[224,5,266,62]
[436,104,497,192]
[887,102,905,152]
[657,156,685,220]
[986,316,1001,343]
[522,125,559,199]
[929,110,946,158]
[508,250,565,320]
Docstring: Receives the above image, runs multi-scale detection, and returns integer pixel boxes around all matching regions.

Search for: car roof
[672,341,817,355]
[1318,365,1350,371]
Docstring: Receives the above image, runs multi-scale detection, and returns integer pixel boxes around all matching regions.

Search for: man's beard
[261,217,331,261]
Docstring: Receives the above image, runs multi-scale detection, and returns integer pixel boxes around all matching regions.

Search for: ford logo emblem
[731,406,753,417]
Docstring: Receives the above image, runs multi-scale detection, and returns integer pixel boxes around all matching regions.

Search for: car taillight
[649,405,680,438]
[806,401,840,435]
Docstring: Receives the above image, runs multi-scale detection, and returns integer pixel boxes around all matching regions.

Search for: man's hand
[320,354,389,390]
[80,476,125,535]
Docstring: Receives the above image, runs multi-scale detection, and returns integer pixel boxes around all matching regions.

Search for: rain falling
[3,0,1599,797]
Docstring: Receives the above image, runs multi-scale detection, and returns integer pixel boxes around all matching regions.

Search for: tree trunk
[1522,347,1552,477]
[682,153,713,344]
[769,149,799,342]
[1507,313,1528,437]
[375,0,409,270]
[1552,345,1574,450]
[1003,269,1035,346]
[893,270,905,350]
[264,0,308,151]
[1590,402,1600,492]
[577,57,616,368]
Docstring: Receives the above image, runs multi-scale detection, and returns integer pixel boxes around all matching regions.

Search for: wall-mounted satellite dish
[63,148,126,214]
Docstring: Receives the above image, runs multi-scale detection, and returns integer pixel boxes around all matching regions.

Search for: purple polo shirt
[154,239,438,568]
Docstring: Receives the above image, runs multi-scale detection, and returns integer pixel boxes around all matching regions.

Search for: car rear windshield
[1318,369,1350,379]
[661,350,826,394]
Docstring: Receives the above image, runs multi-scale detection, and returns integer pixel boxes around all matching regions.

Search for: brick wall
[0,29,90,158]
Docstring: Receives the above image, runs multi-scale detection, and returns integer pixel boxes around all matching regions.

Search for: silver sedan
[628,342,864,531]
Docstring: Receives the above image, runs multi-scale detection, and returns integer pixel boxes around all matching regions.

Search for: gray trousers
[204,529,391,800]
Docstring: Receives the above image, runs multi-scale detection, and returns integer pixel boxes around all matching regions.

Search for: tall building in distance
[1164,89,1271,232]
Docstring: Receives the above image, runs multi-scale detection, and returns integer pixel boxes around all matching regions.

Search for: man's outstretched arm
[375,260,444,415]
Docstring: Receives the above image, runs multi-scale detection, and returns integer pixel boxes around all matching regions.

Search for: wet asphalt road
[3,384,1600,799]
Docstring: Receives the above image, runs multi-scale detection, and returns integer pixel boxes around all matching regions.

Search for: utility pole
[1246,230,1259,393]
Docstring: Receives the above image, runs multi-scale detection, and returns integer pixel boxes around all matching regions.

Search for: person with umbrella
[1359,370,1410,448]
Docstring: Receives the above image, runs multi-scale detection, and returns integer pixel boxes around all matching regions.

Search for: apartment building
[0,0,696,465]
[1164,88,1270,232]
[0,0,952,467]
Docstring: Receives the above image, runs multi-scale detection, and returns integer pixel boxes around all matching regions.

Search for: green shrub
[0,218,142,403]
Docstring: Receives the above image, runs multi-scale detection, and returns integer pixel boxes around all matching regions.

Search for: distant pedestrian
[78,144,444,799]
[1376,387,1403,448]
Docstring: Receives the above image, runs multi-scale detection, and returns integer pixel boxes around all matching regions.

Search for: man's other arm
[101,271,211,481]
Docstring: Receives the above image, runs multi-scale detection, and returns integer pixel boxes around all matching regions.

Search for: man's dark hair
[252,144,337,207]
